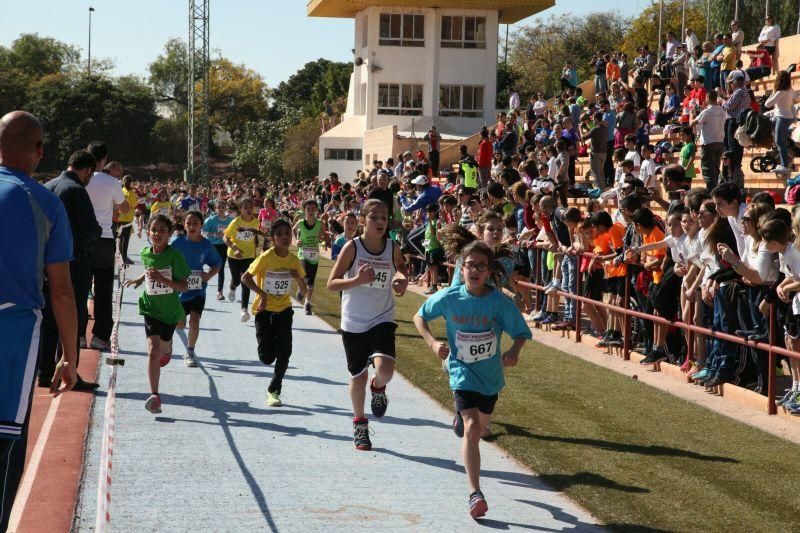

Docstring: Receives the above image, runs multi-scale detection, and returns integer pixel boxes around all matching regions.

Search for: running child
[294,199,323,315]
[224,196,260,322]
[171,210,221,367]
[331,212,358,260]
[150,190,173,218]
[327,199,409,451]
[241,219,307,407]
[413,240,531,519]
[124,215,190,413]
[203,199,233,301]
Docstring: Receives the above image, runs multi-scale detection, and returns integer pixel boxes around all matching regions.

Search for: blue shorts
[0,306,41,440]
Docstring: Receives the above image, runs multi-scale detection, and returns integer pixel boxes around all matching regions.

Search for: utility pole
[88,6,95,75]
[188,0,210,183]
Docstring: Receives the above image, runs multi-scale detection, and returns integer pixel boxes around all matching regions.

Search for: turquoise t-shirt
[203,214,233,245]
[418,285,531,396]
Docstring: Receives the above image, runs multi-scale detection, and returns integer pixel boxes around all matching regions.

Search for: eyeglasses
[464,262,490,272]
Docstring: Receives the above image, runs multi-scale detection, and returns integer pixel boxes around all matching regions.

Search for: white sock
[793,381,799,391]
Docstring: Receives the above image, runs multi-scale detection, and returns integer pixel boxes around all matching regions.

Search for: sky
[1,0,648,87]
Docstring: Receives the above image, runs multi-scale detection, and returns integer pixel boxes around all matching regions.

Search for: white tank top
[340,237,397,333]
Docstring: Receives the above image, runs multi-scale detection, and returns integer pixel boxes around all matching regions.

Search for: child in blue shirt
[414,240,531,520]
[202,200,233,300]
[172,210,221,366]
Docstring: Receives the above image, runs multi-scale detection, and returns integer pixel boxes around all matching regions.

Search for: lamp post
[88,6,95,75]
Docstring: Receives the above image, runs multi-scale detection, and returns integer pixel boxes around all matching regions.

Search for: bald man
[0,111,78,530]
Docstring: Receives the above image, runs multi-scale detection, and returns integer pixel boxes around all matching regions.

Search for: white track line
[7,395,62,532]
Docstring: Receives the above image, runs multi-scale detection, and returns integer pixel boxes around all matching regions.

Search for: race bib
[263,271,292,295]
[186,270,204,291]
[302,247,319,262]
[237,228,255,242]
[157,208,169,216]
[455,330,497,364]
[146,268,173,296]
[358,258,391,290]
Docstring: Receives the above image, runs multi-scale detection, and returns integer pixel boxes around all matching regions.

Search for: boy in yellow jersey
[223,196,261,322]
[242,219,307,406]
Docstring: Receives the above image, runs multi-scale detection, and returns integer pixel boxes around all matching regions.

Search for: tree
[148,38,189,111]
[496,62,521,109]
[708,0,799,51]
[508,12,629,96]
[233,105,301,180]
[0,33,80,79]
[152,116,187,170]
[207,58,269,143]
[271,59,352,118]
[621,0,707,58]
[282,116,320,180]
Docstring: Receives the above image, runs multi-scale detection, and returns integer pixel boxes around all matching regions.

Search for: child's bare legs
[350,371,368,419]
[372,356,395,389]
[461,409,492,493]
[147,336,163,394]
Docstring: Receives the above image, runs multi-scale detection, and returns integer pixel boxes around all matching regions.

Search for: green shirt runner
[138,245,191,324]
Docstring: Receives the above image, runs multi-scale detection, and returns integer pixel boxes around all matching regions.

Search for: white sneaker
[545,279,560,295]
[240,310,250,322]
[775,165,792,174]
[227,288,236,302]
[183,349,198,367]
[532,310,545,321]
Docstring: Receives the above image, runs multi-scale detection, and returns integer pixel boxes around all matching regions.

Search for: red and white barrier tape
[95,229,129,532]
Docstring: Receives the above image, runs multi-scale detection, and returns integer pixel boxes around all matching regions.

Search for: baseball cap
[727,71,745,83]
[411,175,428,185]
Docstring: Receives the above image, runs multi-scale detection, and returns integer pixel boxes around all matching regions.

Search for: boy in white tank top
[327,200,409,451]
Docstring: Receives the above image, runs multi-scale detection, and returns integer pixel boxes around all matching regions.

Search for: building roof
[307,0,554,24]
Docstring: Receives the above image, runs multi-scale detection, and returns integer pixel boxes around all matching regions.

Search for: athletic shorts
[181,295,206,317]
[784,314,800,340]
[582,269,605,301]
[605,276,626,297]
[454,390,498,415]
[144,315,177,342]
[425,248,445,267]
[340,322,397,377]
[302,260,319,288]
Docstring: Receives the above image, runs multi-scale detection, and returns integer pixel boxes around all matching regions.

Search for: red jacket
[477,139,493,168]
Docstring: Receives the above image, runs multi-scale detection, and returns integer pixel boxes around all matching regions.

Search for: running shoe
[640,348,668,365]
[159,353,172,367]
[183,349,198,368]
[552,320,573,331]
[216,292,224,301]
[453,412,464,438]
[607,333,624,348]
[79,336,87,349]
[544,279,561,295]
[539,314,558,325]
[370,379,388,418]
[531,310,546,322]
[783,392,800,411]
[267,391,282,407]
[227,288,235,302]
[468,490,488,519]
[353,418,372,451]
[304,303,312,315]
[596,330,613,347]
[89,337,110,351]
[144,394,162,414]
[241,310,251,322]
[423,286,438,295]
[691,368,710,382]
[776,388,797,406]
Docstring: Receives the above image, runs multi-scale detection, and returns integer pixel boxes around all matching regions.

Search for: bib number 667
[469,342,493,356]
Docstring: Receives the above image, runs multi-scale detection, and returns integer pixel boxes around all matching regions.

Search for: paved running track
[74,239,601,532]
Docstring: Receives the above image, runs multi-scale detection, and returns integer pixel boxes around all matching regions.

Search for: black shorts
[255,307,293,364]
[582,270,605,301]
[340,322,397,377]
[181,295,206,316]
[605,276,626,297]
[784,313,800,340]
[144,315,177,342]
[454,390,498,415]
[425,248,445,267]
[303,260,319,288]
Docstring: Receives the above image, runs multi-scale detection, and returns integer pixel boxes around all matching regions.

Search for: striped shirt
[722,87,751,120]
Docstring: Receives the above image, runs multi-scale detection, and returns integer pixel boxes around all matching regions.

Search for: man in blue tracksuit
[0,111,78,530]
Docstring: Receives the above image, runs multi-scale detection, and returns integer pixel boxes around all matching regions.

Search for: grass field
[310,258,800,531]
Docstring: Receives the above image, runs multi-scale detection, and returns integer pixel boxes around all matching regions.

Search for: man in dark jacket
[40,149,102,389]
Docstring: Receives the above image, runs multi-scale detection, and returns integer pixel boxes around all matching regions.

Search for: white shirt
[731,30,745,51]
[765,90,797,119]
[533,99,548,116]
[625,150,642,178]
[640,158,657,189]
[695,105,726,145]
[509,92,520,110]
[780,243,800,313]
[666,38,680,59]
[699,228,719,283]
[759,25,780,47]
[86,171,125,239]
[664,233,687,264]
[683,232,703,267]
[742,237,779,284]
[685,33,699,54]
[727,202,747,256]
